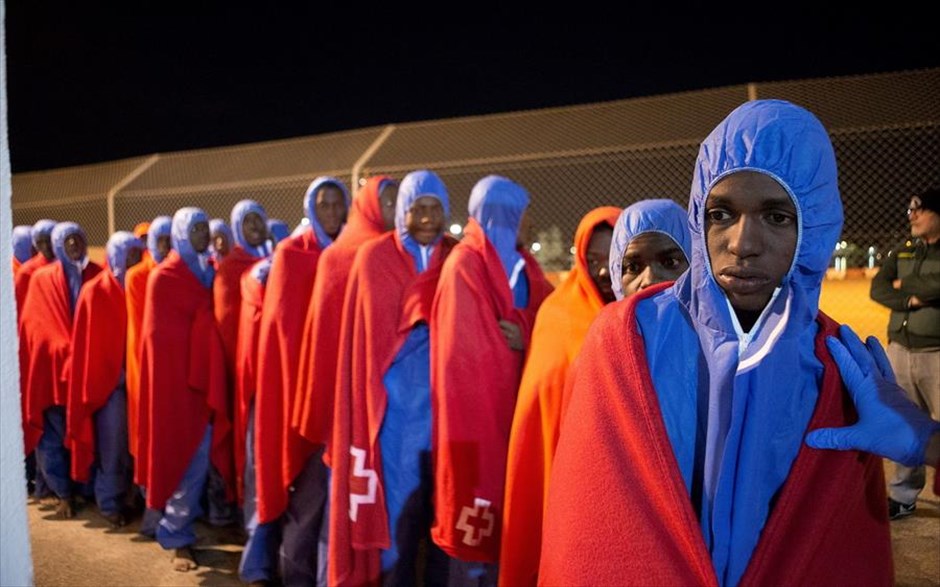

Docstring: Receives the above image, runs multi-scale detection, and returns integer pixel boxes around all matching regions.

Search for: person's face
[315,185,348,239]
[189,221,211,253]
[156,235,172,258]
[705,171,797,325]
[242,212,268,247]
[125,246,143,269]
[379,183,399,231]
[620,232,689,299]
[35,234,54,260]
[585,225,615,303]
[212,233,230,257]
[64,232,87,262]
[406,196,445,245]
[516,209,532,249]
[908,196,940,243]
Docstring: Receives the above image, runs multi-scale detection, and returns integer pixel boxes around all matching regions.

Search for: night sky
[6,5,938,173]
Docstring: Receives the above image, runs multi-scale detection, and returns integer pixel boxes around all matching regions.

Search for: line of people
[10,98,940,587]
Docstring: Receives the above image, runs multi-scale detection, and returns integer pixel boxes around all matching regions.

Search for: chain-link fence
[12,67,940,342]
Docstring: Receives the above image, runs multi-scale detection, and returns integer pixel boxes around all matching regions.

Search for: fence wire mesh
[11,68,940,342]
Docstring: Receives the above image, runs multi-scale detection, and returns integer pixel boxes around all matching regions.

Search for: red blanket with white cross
[327,232,456,587]
[429,219,553,562]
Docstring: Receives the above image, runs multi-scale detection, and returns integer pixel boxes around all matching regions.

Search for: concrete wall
[0,0,36,584]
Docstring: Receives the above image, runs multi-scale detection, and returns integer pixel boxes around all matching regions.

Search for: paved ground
[23,465,940,587]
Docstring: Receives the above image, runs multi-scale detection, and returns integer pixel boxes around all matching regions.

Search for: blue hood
[230,199,271,257]
[106,231,145,288]
[395,169,451,272]
[171,207,214,288]
[302,176,351,248]
[31,219,57,250]
[12,225,34,263]
[209,218,233,259]
[468,175,529,281]
[267,218,290,245]
[51,221,88,309]
[609,199,691,301]
[673,98,842,586]
[148,215,173,263]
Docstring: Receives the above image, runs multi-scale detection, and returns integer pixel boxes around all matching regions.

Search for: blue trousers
[239,403,281,583]
[156,424,211,550]
[36,406,72,499]
[93,386,131,515]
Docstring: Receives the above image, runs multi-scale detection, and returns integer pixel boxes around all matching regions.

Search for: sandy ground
[22,465,938,587]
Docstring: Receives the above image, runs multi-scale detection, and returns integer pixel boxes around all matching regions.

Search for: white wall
[0,0,36,584]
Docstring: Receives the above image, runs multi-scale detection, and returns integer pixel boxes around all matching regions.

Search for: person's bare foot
[103,511,126,529]
[54,498,75,519]
[172,547,198,572]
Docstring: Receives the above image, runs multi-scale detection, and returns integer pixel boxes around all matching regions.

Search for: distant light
[449,224,462,235]
[569,246,576,255]
[531,242,542,252]
[300,217,310,226]
[840,240,848,249]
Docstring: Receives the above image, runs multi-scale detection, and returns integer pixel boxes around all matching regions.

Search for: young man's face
[241,212,268,247]
[189,221,211,254]
[64,232,87,262]
[705,171,797,323]
[212,232,230,257]
[126,246,143,269]
[406,196,445,245]
[585,225,615,303]
[620,232,689,299]
[908,196,940,242]
[379,183,399,231]
[35,234,54,260]
[156,235,172,258]
[315,185,348,239]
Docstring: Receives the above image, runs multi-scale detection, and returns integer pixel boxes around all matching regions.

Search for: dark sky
[7,6,938,173]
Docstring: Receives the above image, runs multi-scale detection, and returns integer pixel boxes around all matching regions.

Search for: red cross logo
[456,497,495,547]
[348,446,377,522]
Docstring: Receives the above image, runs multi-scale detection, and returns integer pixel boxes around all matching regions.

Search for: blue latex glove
[805,324,940,467]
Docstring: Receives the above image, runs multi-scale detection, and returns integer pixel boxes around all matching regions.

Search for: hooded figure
[267,218,290,247]
[217,199,275,582]
[429,175,554,568]
[609,198,692,301]
[125,215,172,466]
[66,231,144,527]
[327,170,459,586]
[210,218,234,262]
[215,199,272,388]
[12,225,34,271]
[232,256,280,585]
[498,205,622,586]
[137,207,233,568]
[540,100,893,587]
[20,221,102,517]
[133,221,150,240]
[15,218,58,316]
[295,175,398,451]
[253,176,350,585]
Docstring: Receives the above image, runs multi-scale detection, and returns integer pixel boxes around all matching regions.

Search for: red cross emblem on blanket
[456,497,495,547]
[348,446,377,522]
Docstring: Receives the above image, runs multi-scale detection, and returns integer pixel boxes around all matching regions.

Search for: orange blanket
[498,205,620,585]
